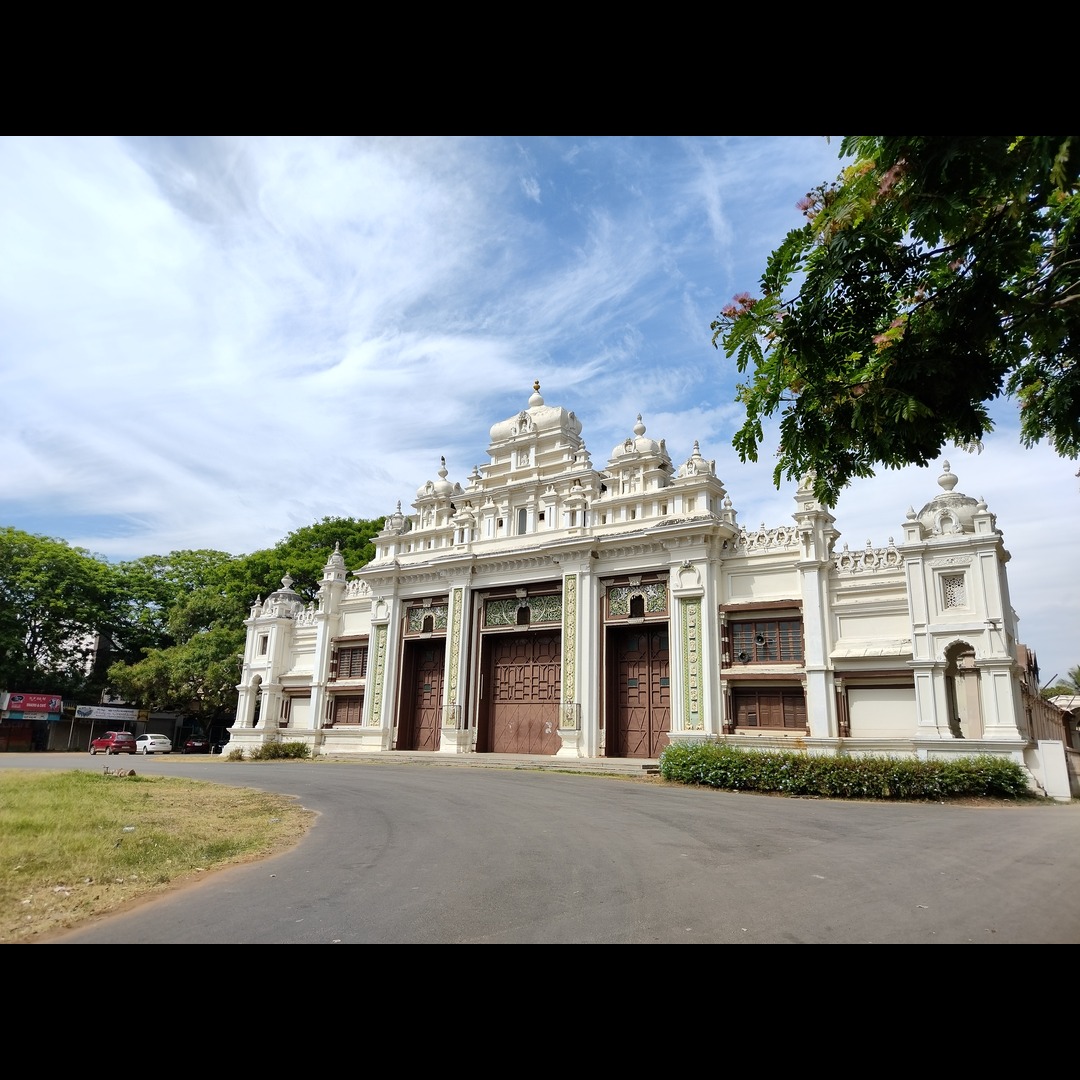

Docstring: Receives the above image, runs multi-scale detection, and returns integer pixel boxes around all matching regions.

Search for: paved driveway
[7,753,1080,944]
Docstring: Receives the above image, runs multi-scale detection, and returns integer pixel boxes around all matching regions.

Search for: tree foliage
[114,550,238,655]
[229,516,383,606]
[105,626,246,722]
[105,516,384,726]
[0,528,121,697]
[713,136,1080,506]
[1,515,384,726]
[1041,664,1080,698]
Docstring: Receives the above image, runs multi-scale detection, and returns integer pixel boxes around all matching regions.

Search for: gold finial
[533,380,540,393]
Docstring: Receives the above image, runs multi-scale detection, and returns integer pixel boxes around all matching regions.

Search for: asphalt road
[7,753,1080,944]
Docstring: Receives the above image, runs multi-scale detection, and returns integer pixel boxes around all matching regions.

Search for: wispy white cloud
[1,135,1076,683]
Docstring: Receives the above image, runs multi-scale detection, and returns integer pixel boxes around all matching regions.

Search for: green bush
[226,748,245,761]
[658,741,1032,800]
[247,740,311,761]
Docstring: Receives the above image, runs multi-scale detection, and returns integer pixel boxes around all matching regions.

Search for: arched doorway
[944,641,982,738]
[245,675,263,728]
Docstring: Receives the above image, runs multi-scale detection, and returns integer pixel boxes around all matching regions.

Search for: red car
[182,735,211,754]
[89,730,137,755]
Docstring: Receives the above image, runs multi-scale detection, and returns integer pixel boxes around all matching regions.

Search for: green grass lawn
[0,769,313,942]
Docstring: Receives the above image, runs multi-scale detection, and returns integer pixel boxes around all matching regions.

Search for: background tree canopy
[1041,665,1080,699]
[713,136,1080,506]
[0,528,120,697]
[1,516,383,728]
[106,516,383,727]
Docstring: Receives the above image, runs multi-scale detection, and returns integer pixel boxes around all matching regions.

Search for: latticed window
[332,645,368,679]
[732,688,807,730]
[942,574,966,609]
[330,695,363,725]
[730,619,803,663]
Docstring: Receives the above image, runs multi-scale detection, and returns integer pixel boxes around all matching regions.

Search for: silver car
[135,733,173,755]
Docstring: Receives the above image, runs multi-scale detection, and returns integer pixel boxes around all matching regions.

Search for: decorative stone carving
[834,539,904,574]
[737,523,800,551]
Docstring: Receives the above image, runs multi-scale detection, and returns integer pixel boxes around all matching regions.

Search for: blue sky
[1,136,1077,685]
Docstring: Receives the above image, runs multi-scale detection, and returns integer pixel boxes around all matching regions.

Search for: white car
[135,733,173,755]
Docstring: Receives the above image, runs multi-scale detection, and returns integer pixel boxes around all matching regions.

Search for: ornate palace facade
[230,382,1064,789]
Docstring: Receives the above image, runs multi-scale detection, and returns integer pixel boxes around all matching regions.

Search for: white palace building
[228,382,1069,794]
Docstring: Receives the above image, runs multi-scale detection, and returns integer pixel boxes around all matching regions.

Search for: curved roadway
[7,754,1079,944]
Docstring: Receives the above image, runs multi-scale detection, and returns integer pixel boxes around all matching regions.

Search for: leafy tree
[107,549,245,730]
[713,136,1080,506]
[1041,664,1080,698]
[228,516,384,605]
[106,626,245,729]
[0,528,122,697]
[106,517,384,728]
[114,550,239,656]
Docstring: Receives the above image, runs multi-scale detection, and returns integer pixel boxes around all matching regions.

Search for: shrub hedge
[246,741,311,761]
[658,741,1032,800]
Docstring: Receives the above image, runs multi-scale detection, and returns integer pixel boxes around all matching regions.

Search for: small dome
[611,415,660,459]
[267,573,302,602]
[676,439,714,478]
[263,573,305,618]
[416,457,455,500]
[915,461,980,536]
[382,501,408,535]
[433,457,454,496]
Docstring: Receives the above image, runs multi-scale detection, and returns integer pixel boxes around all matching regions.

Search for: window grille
[730,619,804,663]
[335,645,368,679]
[942,574,966,608]
[330,695,363,725]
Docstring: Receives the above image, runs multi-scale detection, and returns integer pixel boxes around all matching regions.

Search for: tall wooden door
[482,632,561,755]
[400,641,445,751]
[611,626,670,758]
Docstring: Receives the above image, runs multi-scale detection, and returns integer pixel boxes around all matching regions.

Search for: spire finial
[938,460,958,492]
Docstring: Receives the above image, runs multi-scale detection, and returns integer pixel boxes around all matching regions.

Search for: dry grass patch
[0,769,313,942]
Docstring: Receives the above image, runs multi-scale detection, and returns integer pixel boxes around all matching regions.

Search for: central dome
[488,380,583,446]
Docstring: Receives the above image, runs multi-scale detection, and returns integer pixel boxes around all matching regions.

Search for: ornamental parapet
[833,539,904,575]
[736,524,801,552]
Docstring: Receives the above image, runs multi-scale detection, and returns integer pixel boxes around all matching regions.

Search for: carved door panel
[485,633,561,755]
[402,641,444,751]
[612,627,670,758]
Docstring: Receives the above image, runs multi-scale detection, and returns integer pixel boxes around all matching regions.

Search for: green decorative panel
[485,599,519,626]
[562,574,577,706]
[448,588,463,703]
[530,594,563,623]
[368,623,388,727]
[680,598,703,729]
[484,595,562,627]
[407,603,448,633]
[608,582,668,617]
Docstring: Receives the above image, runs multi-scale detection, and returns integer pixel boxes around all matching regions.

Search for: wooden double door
[479,632,562,755]
[609,625,670,758]
[399,640,445,751]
